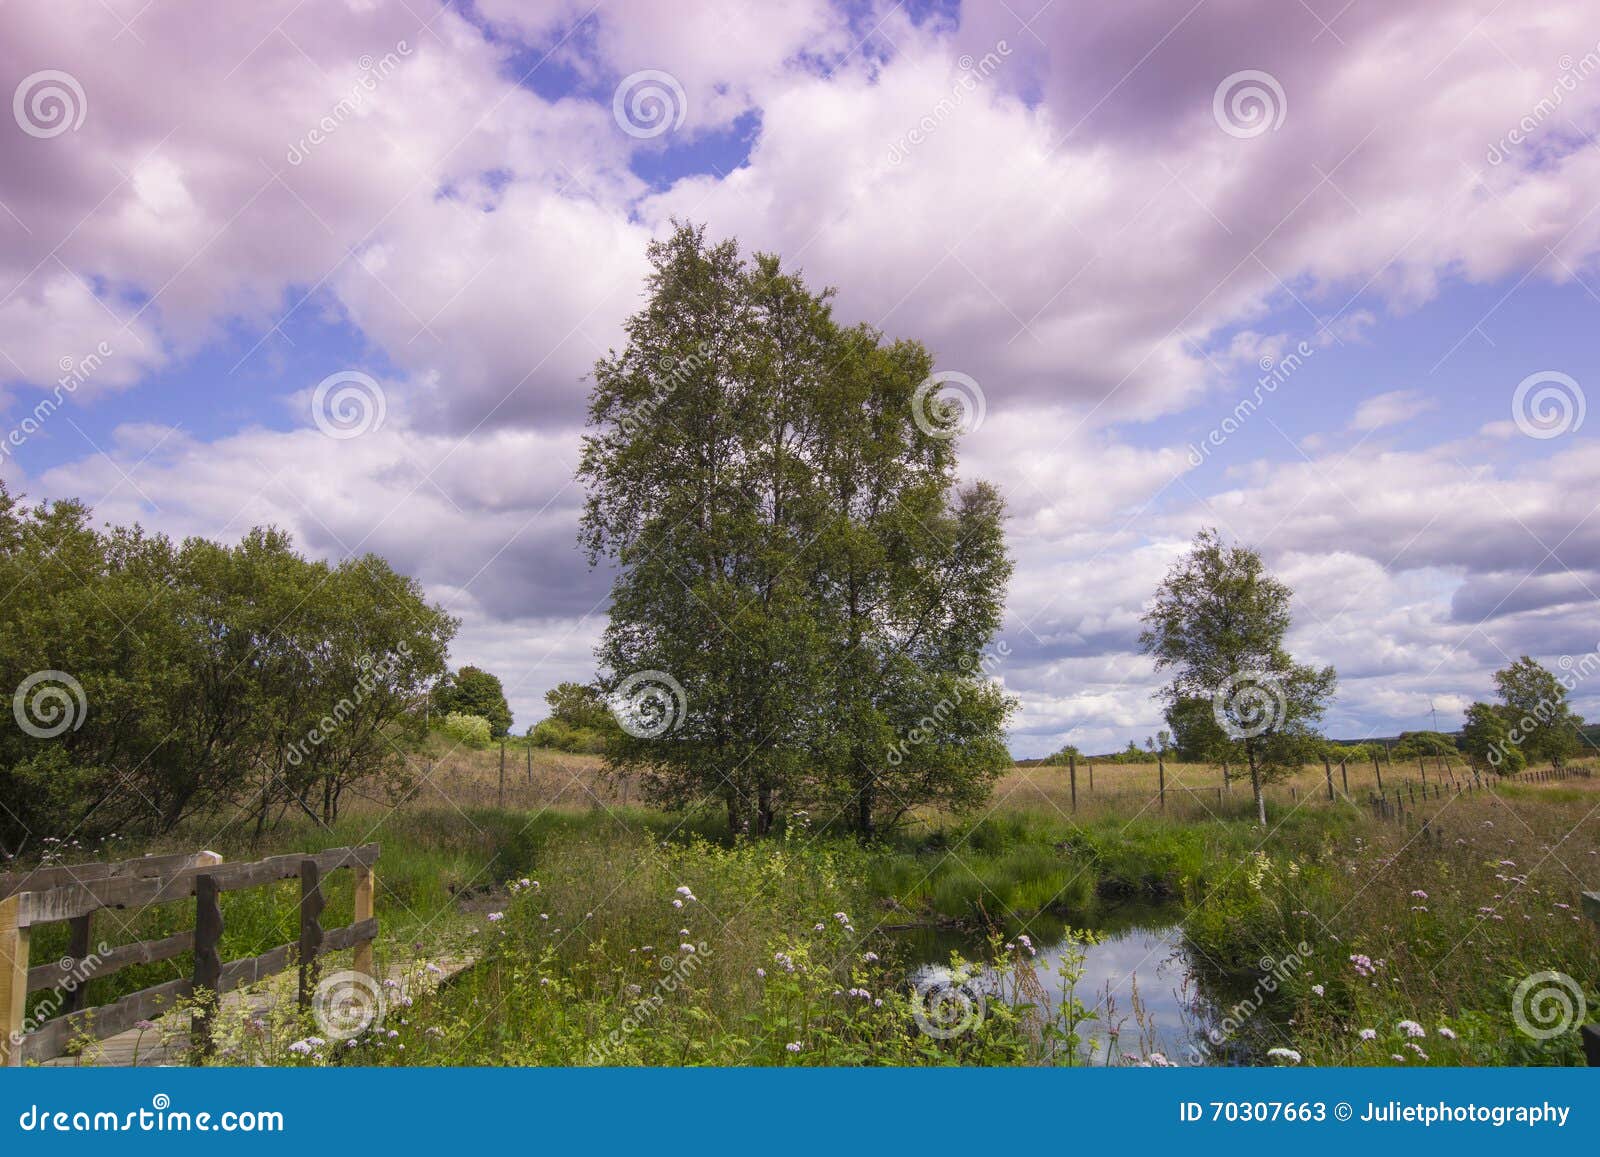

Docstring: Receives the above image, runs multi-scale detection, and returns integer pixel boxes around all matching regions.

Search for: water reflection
[901,906,1287,1065]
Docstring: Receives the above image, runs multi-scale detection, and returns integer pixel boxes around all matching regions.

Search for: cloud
[1350,389,1437,431]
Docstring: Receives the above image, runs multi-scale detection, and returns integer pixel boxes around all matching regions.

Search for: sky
[2,0,1599,757]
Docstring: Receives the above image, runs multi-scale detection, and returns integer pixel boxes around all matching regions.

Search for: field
[24,744,1599,1068]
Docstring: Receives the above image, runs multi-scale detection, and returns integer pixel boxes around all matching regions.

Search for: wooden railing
[0,844,378,1066]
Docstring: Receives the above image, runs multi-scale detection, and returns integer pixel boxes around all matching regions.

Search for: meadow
[27,744,1598,1068]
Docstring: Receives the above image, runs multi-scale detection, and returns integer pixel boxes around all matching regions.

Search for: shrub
[438,712,492,749]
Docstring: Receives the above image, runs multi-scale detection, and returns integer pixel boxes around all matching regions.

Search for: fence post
[0,894,28,1067]
[63,913,92,1014]
[1323,755,1334,801]
[192,873,222,1058]
[298,860,325,1011]
[1418,756,1427,784]
[1373,752,1383,793]
[1088,762,1093,791]
[526,743,533,786]
[1340,759,1349,795]
[1157,754,1166,810]
[353,863,375,981]
[1069,753,1077,812]
[498,740,507,808]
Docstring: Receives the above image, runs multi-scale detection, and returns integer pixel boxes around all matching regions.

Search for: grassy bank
[27,776,1598,1067]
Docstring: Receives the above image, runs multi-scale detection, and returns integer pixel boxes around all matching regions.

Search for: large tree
[433,665,513,738]
[1492,656,1584,768]
[1139,528,1335,825]
[579,223,1013,836]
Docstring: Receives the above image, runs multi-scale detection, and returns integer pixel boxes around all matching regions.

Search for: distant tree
[1165,695,1240,765]
[1391,730,1457,759]
[1039,743,1081,766]
[1493,656,1584,768]
[529,681,618,753]
[1139,528,1336,826]
[435,666,513,738]
[1458,702,1525,774]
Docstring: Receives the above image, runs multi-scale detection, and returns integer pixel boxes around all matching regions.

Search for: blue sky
[3,0,1599,756]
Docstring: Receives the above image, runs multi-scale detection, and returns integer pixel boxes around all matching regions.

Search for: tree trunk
[1247,746,1265,826]
[757,783,774,836]
[856,776,875,840]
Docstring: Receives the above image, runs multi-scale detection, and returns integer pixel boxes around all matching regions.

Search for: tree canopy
[578,223,1013,836]
[0,485,455,853]
[434,665,513,738]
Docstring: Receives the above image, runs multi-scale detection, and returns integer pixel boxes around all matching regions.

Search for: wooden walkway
[40,954,476,1067]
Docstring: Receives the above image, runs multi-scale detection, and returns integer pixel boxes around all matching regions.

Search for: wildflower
[785,1042,802,1053]
[1398,1020,1425,1038]
[1405,1042,1428,1060]
[756,968,766,978]
[486,912,504,923]
[425,963,443,975]
[625,984,642,997]
[773,952,796,972]
[672,899,684,908]
[539,913,549,921]
[1437,1026,1457,1040]
[1410,890,1428,899]
[676,886,696,900]
[134,1019,156,1031]
[814,923,825,931]
[386,1030,399,1040]
[383,978,400,989]
[1358,1028,1376,1041]
[680,943,696,953]
[1391,1054,1406,1063]
[1498,859,1516,868]
[425,1026,443,1038]
[679,928,690,937]
[287,1040,313,1056]
[1311,984,1324,996]
[862,952,879,963]
[1266,1048,1302,1065]
[1349,953,1376,977]
[346,1039,359,1049]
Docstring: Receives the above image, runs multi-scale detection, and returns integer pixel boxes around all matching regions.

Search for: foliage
[1457,703,1525,774]
[434,666,513,738]
[0,485,455,852]
[579,223,1014,836]
[1391,730,1458,759]
[1139,528,1337,824]
[1492,656,1585,768]
[438,712,493,749]
[529,681,618,753]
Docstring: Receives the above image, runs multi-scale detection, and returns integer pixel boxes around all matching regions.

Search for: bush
[529,718,608,754]
[438,712,492,749]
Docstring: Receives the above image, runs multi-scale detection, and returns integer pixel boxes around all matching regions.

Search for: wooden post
[1418,756,1427,783]
[352,864,375,980]
[1158,754,1166,810]
[498,740,507,808]
[0,894,28,1067]
[64,913,92,1014]
[1322,755,1335,801]
[1088,762,1093,791]
[1069,753,1077,812]
[298,860,325,1011]
[1373,752,1384,793]
[1340,759,1349,795]
[192,873,222,1058]
[526,743,533,786]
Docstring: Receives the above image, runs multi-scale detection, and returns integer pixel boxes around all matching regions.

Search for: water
[901,907,1284,1064]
